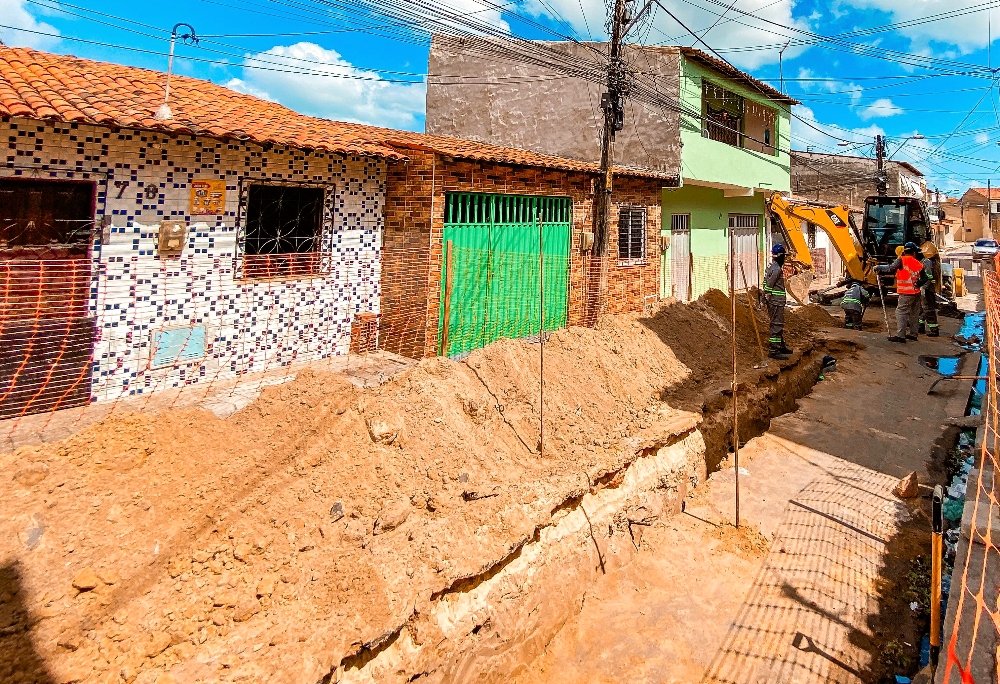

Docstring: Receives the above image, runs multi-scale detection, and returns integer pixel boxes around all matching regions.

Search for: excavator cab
[862,196,931,261]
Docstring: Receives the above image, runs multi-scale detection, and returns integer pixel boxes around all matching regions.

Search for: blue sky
[4,0,1000,196]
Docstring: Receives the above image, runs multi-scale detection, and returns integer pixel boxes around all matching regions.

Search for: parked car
[972,238,1000,262]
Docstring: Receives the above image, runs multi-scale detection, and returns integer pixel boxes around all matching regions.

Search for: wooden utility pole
[875,134,888,197]
[593,0,629,257]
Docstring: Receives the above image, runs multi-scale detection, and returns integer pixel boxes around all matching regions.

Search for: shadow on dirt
[0,561,56,683]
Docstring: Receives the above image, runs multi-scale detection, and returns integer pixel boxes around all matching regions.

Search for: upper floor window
[702,80,778,157]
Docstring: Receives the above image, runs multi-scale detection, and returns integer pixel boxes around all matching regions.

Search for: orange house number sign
[190,180,226,215]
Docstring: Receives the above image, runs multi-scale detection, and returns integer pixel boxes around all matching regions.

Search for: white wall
[1,119,387,403]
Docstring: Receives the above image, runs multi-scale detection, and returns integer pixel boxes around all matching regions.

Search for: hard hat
[895,245,905,257]
[921,240,939,258]
[903,241,918,254]
[771,243,786,255]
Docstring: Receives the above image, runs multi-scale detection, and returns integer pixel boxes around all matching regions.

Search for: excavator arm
[766,193,875,299]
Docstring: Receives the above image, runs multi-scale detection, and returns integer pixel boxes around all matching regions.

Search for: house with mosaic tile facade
[0,45,669,419]
[0,46,402,418]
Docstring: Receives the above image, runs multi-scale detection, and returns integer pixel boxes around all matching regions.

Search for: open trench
[326,338,849,684]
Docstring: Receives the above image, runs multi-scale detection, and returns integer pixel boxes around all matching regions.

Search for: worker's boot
[778,340,793,355]
[927,325,940,338]
[918,320,926,334]
[906,334,919,341]
[769,343,788,360]
[888,335,907,343]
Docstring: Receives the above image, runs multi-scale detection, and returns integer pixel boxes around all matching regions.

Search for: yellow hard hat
[895,245,904,257]
[920,240,939,258]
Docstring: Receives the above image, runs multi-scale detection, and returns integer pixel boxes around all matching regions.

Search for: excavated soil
[0,292,832,684]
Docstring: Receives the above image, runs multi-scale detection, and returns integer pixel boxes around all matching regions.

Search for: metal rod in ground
[931,484,943,668]
[729,254,740,529]
[876,274,892,337]
[739,261,767,367]
[538,212,544,456]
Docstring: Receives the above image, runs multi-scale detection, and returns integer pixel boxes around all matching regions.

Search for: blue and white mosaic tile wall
[2,119,386,402]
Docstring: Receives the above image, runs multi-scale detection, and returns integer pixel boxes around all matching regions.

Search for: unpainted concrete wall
[425,36,682,177]
[791,152,924,210]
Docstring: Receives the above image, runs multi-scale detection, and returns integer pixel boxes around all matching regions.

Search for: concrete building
[425,37,797,300]
[958,188,999,241]
[790,151,926,211]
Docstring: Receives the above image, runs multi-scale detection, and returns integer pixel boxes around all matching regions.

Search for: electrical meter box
[157,221,187,256]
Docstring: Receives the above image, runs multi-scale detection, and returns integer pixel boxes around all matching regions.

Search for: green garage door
[441,193,571,356]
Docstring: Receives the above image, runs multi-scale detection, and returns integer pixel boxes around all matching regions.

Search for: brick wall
[382,150,662,358]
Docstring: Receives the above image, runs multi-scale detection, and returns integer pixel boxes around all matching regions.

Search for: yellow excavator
[765,192,950,307]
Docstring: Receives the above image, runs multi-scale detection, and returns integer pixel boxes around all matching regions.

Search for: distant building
[790,151,926,211]
[958,188,1000,241]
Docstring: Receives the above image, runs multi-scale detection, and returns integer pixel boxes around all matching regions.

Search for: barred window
[242,184,326,278]
[618,207,647,262]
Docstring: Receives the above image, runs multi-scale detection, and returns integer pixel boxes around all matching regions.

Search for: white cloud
[518,0,811,69]
[225,42,426,131]
[858,97,903,120]
[837,0,1000,53]
[796,67,863,105]
[0,0,60,49]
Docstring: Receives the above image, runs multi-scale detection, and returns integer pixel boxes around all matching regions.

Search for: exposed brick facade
[381,149,662,359]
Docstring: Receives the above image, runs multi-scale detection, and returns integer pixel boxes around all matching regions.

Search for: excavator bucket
[786,271,815,305]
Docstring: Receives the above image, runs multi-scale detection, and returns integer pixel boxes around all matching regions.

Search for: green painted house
[662,49,797,301]
[424,39,797,302]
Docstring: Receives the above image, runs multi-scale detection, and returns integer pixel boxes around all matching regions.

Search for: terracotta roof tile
[0,45,406,160]
[0,45,676,180]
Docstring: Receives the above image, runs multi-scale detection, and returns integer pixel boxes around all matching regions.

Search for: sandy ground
[511,312,974,684]
[0,293,830,684]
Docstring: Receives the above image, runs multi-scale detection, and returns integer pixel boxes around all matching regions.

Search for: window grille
[444,193,571,226]
[242,184,326,278]
[618,207,647,262]
[728,214,760,229]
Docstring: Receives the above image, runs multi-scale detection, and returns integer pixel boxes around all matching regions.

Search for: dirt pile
[0,300,828,684]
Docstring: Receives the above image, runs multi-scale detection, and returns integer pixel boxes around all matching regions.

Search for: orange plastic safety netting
[0,246,664,447]
[940,256,1000,683]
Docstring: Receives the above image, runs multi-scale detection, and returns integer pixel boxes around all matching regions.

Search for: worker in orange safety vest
[875,241,929,343]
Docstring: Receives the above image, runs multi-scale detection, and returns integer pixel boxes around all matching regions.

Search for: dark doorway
[0,179,96,420]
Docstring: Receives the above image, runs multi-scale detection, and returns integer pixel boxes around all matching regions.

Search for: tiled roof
[679,47,799,105]
[0,45,676,181]
[0,45,406,160]
[379,129,675,180]
[970,187,1000,199]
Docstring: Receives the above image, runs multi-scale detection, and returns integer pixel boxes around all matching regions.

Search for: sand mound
[0,301,826,684]
[789,304,838,328]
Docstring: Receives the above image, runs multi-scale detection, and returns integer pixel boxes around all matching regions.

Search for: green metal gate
[440,192,571,356]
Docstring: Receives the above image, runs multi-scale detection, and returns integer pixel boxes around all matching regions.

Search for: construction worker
[841,279,872,330]
[763,244,793,359]
[875,242,928,343]
[918,242,940,337]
